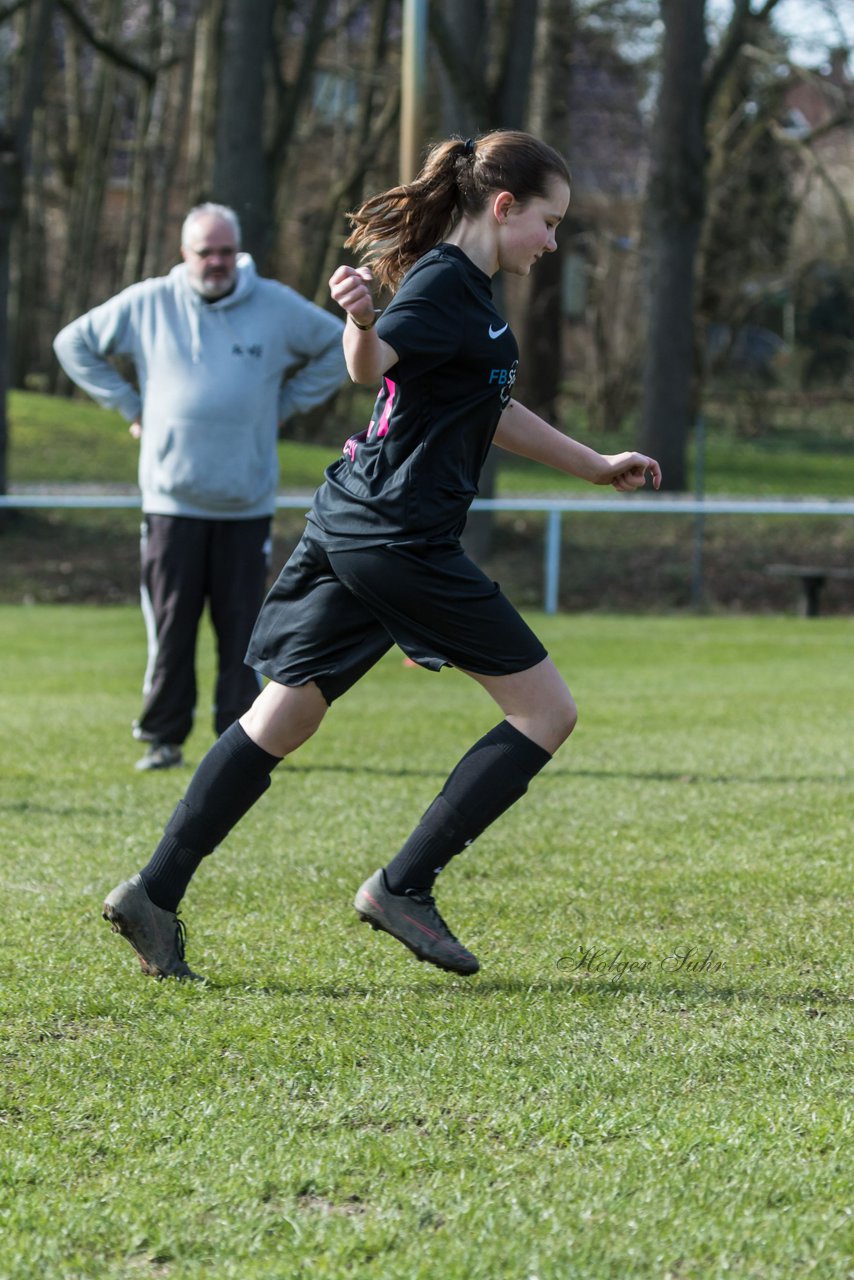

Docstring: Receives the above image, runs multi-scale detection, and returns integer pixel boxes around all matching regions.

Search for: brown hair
[345,130,570,290]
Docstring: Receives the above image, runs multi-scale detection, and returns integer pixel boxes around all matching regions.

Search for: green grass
[497,412,854,498]
[6,390,343,491]
[1,606,852,1278]
[8,388,854,496]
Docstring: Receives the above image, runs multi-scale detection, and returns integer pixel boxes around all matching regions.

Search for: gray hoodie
[53,254,346,519]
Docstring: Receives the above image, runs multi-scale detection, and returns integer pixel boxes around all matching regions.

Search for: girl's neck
[444,215,499,277]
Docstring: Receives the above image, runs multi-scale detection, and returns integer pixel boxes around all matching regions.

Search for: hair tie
[463,137,476,156]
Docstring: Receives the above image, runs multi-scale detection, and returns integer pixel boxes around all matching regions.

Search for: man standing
[54,203,346,770]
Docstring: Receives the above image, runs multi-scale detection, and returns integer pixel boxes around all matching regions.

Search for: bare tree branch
[303,81,401,303]
[704,0,751,111]
[56,0,183,86]
[771,119,854,256]
[704,0,784,113]
[793,106,854,145]
[320,84,401,232]
[0,1,28,23]
[269,0,336,173]
[815,0,850,47]
[736,41,853,141]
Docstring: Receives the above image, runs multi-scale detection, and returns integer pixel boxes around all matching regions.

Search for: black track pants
[135,514,270,746]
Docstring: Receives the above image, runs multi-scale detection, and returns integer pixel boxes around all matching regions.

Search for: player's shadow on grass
[208,974,848,1010]
[283,762,848,787]
[429,975,851,1008]
[0,799,110,817]
[564,768,850,787]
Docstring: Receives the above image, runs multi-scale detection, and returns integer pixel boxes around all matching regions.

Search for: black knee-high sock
[140,721,281,911]
[383,721,552,894]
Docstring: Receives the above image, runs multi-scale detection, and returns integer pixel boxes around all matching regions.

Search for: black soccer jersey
[308,244,518,548]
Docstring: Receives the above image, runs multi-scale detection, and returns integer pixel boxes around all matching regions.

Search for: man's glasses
[187,246,237,259]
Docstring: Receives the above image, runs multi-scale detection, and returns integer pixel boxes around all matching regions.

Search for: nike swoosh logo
[488,323,509,339]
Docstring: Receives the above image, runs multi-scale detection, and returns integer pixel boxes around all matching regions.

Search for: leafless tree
[429,0,541,559]
[0,0,55,503]
[640,0,784,489]
[514,0,573,421]
[212,0,276,260]
[638,0,707,490]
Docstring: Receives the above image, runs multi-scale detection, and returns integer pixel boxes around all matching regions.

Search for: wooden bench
[765,564,854,617]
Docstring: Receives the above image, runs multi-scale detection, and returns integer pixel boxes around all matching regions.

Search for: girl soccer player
[103,130,661,980]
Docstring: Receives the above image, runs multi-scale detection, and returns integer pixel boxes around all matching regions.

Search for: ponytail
[346,130,570,290]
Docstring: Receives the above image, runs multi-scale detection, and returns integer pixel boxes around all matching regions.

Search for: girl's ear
[492,191,515,224]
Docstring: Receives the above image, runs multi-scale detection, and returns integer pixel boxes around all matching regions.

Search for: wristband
[350,311,379,331]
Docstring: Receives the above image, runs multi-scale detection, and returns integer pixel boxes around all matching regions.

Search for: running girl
[103,130,661,980]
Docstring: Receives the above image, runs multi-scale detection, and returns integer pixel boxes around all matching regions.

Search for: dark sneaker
[102,873,203,980]
[354,869,479,975]
[135,743,183,772]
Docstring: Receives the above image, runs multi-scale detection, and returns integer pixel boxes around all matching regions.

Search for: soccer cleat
[102,873,203,981]
[354,869,479,975]
[135,743,183,772]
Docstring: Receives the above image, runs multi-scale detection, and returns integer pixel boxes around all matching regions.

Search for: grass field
[7,389,854,496]
[1,605,852,1279]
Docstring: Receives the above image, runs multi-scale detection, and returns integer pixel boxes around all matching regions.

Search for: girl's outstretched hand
[600,453,662,492]
[328,265,376,329]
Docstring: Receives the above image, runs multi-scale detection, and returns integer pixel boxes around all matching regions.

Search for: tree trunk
[121,6,158,286]
[493,0,539,127]
[49,1,123,389]
[9,98,46,388]
[431,0,489,133]
[186,0,224,204]
[0,0,55,501]
[212,0,276,264]
[138,6,197,280]
[639,0,707,491]
[515,0,572,420]
[0,136,21,506]
[456,0,540,561]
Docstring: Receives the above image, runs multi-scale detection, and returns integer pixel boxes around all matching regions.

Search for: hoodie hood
[170,252,259,361]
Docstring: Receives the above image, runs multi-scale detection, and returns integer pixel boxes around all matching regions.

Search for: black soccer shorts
[245,529,548,704]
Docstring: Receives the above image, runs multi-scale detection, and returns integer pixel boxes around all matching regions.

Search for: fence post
[544,509,562,614]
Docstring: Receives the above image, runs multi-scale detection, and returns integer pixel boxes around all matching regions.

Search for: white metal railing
[3,491,854,614]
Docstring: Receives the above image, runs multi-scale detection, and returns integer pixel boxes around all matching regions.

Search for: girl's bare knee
[552,690,578,748]
[508,688,577,755]
[240,681,327,757]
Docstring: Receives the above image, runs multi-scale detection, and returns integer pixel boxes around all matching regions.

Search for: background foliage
[0,0,853,496]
